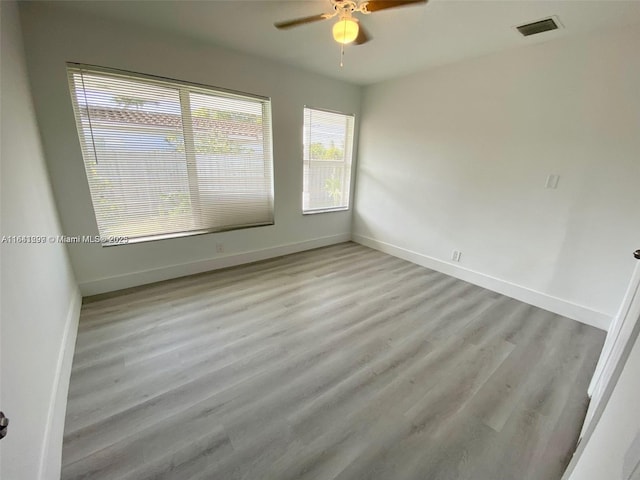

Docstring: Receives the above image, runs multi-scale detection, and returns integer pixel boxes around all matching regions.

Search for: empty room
[1,0,640,479]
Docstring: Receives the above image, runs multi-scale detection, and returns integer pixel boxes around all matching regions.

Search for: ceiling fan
[274,0,428,46]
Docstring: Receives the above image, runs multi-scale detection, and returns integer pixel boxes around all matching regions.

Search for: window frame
[66,63,275,246]
[302,106,355,215]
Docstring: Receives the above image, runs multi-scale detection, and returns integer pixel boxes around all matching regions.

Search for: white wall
[353,24,640,329]
[0,2,81,479]
[566,318,640,480]
[19,2,361,295]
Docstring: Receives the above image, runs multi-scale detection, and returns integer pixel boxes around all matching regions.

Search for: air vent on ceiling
[516,17,559,37]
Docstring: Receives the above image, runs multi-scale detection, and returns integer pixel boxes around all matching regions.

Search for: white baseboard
[80,233,352,296]
[353,234,611,331]
[38,287,82,480]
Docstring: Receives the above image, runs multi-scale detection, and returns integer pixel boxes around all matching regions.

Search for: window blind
[303,107,355,213]
[67,64,274,245]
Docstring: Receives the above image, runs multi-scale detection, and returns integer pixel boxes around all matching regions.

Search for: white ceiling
[51,0,640,85]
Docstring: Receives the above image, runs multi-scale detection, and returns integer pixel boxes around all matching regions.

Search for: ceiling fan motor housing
[332,0,372,15]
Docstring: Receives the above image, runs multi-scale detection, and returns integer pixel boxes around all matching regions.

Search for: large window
[303,107,355,213]
[67,64,274,245]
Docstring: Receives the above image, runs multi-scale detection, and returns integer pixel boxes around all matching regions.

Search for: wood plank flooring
[62,242,605,480]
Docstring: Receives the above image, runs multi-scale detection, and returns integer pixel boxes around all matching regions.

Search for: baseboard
[353,234,611,331]
[79,233,352,296]
[38,287,82,480]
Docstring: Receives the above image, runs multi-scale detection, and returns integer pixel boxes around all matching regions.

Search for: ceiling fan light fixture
[332,17,359,44]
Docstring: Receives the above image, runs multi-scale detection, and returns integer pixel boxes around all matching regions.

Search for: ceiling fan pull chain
[340,18,347,68]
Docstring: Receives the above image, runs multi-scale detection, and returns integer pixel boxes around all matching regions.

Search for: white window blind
[67,64,274,245]
[303,107,355,213]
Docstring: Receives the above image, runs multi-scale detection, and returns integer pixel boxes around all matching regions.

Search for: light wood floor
[62,242,605,480]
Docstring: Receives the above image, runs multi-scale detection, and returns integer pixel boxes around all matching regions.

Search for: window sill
[101,221,274,247]
[302,207,350,215]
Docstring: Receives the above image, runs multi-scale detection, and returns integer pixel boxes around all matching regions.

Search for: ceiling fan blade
[354,25,372,45]
[274,14,328,30]
[364,0,427,13]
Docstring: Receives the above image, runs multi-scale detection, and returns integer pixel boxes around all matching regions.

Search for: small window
[67,64,274,245]
[302,107,355,213]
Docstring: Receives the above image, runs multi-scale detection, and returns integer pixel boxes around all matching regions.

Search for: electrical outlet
[451,250,462,262]
[216,243,224,253]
